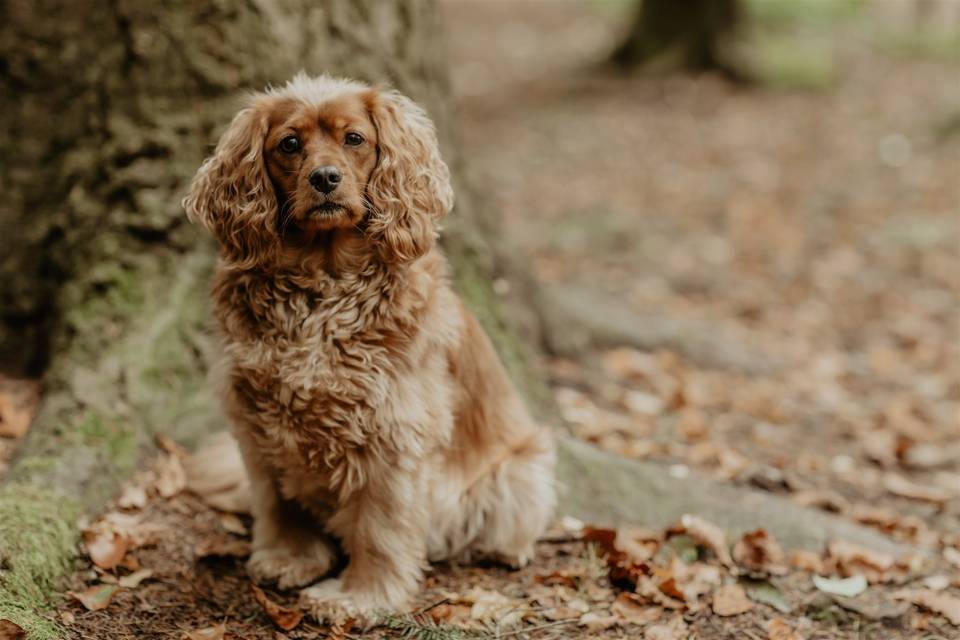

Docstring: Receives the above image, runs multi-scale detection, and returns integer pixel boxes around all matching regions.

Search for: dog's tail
[183,430,252,514]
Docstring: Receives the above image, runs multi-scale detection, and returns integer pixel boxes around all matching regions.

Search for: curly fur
[183,73,555,623]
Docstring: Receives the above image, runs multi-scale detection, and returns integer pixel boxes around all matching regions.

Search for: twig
[495,618,579,638]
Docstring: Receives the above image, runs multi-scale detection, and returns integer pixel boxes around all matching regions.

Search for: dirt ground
[3,1,958,639]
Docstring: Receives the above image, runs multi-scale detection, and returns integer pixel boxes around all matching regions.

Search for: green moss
[71,413,138,473]
[0,484,81,640]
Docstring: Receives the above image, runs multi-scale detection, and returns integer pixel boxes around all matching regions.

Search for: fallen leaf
[677,514,733,567]
[252,584,302,631]
[790,550,824,574]
[534,570,579,589]
[766,617,800,640]
[712,584,754,616]
[922,574,950,591]
[611,592,661,625]
[582,526,649,588]
[156,434,189,458]
[195,535,251,559]
[792,489,849,514]
[182,624,226,640]
[883,473,952,504]
[154,453,187,498]
[812,574,868,598]
[69,584,120,611]
[219,513,249,536]
[733,529,788,575]
[744,579,792,613]
[892,589,960,625]
[463,587,527,626]
[578,611,617,631]
[59,611,75,625]
[84,530,129,570]
[943,547,960,570]
[118,568,153,588]
[428,603,473,625]
[117,484,148,510]
[826,539,901,583]
[831,592,911,620]
[0,620,26,640]
[644,615,687,640]
[0,377,39,439]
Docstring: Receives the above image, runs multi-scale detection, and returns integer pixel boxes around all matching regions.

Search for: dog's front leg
[301,466,428,625]
[234,426,336,589]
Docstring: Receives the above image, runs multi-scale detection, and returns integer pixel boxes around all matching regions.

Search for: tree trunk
[610,0,749,81]
[0,1,907,636]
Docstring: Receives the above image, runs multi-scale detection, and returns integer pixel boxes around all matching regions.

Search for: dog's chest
[218,272,423,473]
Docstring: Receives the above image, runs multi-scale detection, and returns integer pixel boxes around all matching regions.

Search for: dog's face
[264,93,378,234]
[184,74,455,269]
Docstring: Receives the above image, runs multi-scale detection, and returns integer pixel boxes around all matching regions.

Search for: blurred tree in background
[611,0,749,80]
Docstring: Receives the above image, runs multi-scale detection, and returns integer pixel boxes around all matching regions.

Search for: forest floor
[1,1,958,639]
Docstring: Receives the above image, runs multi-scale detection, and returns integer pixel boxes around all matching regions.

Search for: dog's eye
[279,135,301,154]
[344,132,364,147]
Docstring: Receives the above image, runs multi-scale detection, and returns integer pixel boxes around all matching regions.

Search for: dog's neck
[271,227,375,279]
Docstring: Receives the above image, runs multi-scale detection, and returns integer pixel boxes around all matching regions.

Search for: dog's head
[183,74,453,268]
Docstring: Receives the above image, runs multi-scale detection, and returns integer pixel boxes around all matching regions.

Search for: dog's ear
[182,99,277,267]
[365,89,454,264]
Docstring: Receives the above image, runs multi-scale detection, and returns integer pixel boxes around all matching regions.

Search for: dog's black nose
[309,166,342,194]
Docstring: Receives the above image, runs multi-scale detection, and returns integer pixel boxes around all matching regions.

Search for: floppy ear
[365,89,454,264]
[182,100,277,267]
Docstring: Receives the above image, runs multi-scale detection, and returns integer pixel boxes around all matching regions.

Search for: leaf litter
[46,2,960,638]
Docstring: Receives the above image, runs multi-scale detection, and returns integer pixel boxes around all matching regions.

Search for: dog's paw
[247,540,335,590]
[299,578,382,627]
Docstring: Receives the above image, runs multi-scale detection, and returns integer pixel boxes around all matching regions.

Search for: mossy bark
[0,1,486,636]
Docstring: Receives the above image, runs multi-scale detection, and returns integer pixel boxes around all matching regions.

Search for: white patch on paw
[246,541,334,590]
[300,578,379,626]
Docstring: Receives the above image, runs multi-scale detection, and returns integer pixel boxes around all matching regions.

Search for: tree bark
[0,1,906,636]
[610,0,749,81]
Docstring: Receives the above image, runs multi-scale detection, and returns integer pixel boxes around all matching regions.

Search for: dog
[182,73,555,623]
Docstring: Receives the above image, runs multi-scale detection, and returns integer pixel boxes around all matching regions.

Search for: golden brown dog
[183,73,555,622]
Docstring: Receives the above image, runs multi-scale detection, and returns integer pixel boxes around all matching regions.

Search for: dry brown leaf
[712,584,754,616]
[792,489,849,514]
[116,484,148,510]
[883,473,952,503]
[644,615,688,640]
[156,434,189,458]
[462,587,528,625]
[68,584,120,611]
[95,511,163,547]
[117,568,153,588]
[766,617,801,640]
[790,550,825,574]
[733,529,788,575]
[582,526,650,588]
[826,539,898,583]
[219,513,249,536]
[0,620,26,640]
[0,377,39,439]
[84,530,130,570]
[611,592,661,625]
[677,514,733,567]
[943,546,960,570]
[428,603,473,625]
[534,570,579,589]
[181,624,227,640]
[195,535,251,559]
[892,589,960,625]
[252,584,302,631]
[154,453,187,498]
[578,611,617,631]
